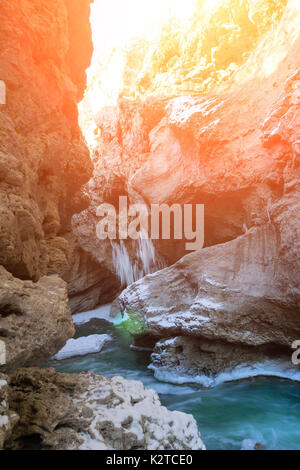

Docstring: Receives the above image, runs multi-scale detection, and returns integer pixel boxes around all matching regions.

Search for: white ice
[51,334,111,361]
[73,304,113,325]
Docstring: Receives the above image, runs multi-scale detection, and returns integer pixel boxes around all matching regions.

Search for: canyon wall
[0,1,205,450]
[0,0,117,315]
[76,0,296,269]
[117,1,300,378]
[0,0,95,447]
[0,0,99,374]
[75,1,300,378]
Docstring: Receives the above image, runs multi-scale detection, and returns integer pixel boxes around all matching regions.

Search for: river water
[52,314,300,450]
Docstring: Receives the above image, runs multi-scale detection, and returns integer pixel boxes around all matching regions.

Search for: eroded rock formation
[113,1,300,372]
[0,0,115,313]
[0,266,74,373]
[3,368,205,450]
[0,0,205,451]
[149,336,296,386]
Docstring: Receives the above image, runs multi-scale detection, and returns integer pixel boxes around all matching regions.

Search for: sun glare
[80,0,199,146]
[89,0,198,62]
[79,0,291,149]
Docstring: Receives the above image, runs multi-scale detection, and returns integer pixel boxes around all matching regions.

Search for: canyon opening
[0,0,300,455]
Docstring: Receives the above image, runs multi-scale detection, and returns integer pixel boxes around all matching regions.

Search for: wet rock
[0,266,74,373]
[4,368,206,450]
[149,336,292,386]
[0,373,18,449]
[119,224,300,348]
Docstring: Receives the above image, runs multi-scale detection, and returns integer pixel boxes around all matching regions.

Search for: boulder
[4,368,205,450]
[0,266,74,373]
[119,224,300,347]
[150,336,298,387]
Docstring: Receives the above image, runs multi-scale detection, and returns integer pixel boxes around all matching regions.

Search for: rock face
[150,336,294,387]
[151,337,259,377]
[4,368,205,450]
[60,233,120,314]
[119,224,300,348]
[0,0,92,280]
[0,0,112,313]
[0,373,18,449]
[114,2,300,360]
[78,1,300,271]
[0,266,74,373]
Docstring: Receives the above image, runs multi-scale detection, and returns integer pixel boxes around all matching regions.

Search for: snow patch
[73,304,113,325]
[51,335,111,361]
[195,297,222,310]
[0,379,7,389]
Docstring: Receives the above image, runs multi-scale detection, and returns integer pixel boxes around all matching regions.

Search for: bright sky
[91,0,198,54]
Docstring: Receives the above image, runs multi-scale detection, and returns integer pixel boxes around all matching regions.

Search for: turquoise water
[52,318,300,450]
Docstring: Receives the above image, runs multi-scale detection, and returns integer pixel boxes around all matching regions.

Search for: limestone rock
[149,336,293,387]
[54,232,120,314]
[5,368,205,451]
[0,373,18,449]
[119,224,300,348]
[0,0,95,296]
[0,266,74,373]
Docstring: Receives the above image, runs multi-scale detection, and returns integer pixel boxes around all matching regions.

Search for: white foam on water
[241,438,265,450]
[130,344,153,352]
[149,364,215,388]
[73,303,113,325]
[51,334,111,361]
[149,359,300,388]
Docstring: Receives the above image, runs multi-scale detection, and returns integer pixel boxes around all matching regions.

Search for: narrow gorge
[0,0,300,451]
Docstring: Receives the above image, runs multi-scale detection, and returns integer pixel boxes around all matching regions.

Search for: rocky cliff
[116,1,300,379]
[3,368,205,450]
[0,0,94,366]
[0,0,205,450]
[0,0,116,314]
[72,1,300,378]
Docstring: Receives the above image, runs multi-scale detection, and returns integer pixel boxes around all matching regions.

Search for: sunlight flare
[79,0,290,148]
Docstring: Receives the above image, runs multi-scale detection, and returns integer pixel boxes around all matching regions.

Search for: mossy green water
[115,310,147,341]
